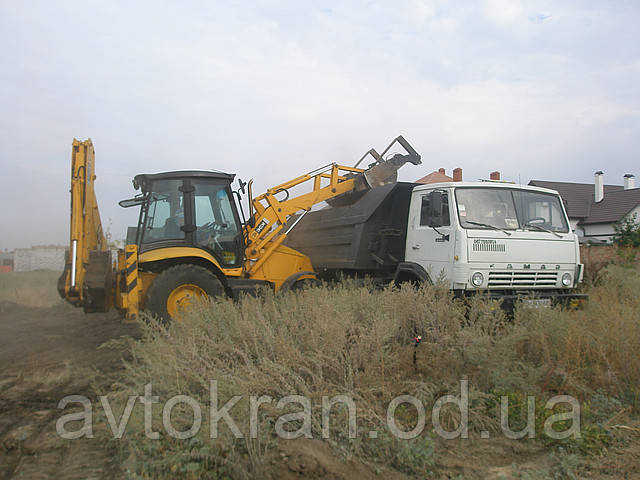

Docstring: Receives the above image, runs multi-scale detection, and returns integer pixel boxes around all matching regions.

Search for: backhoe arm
[58,139,108,306]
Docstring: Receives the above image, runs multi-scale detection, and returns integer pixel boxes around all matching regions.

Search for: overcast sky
[1,0,639,249]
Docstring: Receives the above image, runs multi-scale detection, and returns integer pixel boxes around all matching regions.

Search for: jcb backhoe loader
[58,136,421,321]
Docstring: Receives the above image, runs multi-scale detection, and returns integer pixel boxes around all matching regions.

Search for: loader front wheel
[145,265,225,322]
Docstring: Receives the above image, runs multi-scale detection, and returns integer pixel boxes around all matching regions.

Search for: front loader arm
[58,139,108,306]
[244,135,421,275]
[245,163,363,274]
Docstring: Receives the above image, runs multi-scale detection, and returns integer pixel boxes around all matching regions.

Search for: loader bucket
[327,136,421,207]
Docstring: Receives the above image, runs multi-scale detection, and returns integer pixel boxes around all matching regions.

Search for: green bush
[613,213,640,248]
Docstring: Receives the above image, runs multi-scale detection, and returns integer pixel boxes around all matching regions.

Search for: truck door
[406,189,454,283]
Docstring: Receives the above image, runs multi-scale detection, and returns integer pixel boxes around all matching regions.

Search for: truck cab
[406,181,584,303]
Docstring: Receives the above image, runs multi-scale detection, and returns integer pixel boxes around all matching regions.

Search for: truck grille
[488,271,558,288]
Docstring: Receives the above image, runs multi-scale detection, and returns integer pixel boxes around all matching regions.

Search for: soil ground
[0,274,138,479]
[0,271,638,479]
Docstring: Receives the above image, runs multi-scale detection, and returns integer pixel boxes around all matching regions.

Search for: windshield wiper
[524,222,562,238]
[465,221,512,236]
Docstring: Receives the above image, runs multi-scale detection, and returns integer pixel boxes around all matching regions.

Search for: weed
[109,263,640,477]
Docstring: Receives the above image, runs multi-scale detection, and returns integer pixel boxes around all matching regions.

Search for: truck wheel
[145,264,225,322]
[291,278,322,290]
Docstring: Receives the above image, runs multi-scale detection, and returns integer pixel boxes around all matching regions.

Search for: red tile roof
[416,171,453,184]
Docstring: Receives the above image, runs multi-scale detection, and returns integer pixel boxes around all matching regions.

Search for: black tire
[145,264,225,322]
[291,278,322,291]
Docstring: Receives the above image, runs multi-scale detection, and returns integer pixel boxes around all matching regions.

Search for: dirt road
[0,299,137,479]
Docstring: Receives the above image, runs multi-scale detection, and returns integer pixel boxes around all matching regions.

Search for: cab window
[420,192,450,227]
[512,191,569,232]
[193,181,241,266]
[456,188,519,230]
[144,179,185,242]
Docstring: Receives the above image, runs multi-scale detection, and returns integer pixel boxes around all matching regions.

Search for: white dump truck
[286,180,586,308]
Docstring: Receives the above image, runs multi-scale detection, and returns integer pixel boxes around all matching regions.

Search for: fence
[13,246,66,272]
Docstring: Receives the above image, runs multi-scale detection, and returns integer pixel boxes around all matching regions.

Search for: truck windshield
[455,188,569,233]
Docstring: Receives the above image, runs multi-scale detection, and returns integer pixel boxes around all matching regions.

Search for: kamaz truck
[285,180,586,308]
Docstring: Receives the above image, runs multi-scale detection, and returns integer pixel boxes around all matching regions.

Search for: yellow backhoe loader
[58,136,421,320]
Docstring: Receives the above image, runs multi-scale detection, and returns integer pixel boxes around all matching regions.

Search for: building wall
[582,223,616,243]
[13,246,66,272]
[580,206,640,244]
[579,244,618,266]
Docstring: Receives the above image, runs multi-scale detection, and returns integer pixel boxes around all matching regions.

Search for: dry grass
[109,264,640,478]
[0,270,62,308]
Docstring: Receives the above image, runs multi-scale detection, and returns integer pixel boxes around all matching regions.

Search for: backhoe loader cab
[123,171,244,268]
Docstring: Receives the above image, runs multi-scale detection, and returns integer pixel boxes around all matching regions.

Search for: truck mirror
[428,191,444,227]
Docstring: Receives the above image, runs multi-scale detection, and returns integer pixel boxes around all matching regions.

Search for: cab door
[405,189,455,283]
[190,179,244,268]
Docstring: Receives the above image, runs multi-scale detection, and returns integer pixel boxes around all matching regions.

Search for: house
[416,167,454,184]
[529,172,640,244]
[416,168,503,184]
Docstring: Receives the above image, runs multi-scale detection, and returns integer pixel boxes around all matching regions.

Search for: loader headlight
[471,272,484,287]
[561,273,572,287]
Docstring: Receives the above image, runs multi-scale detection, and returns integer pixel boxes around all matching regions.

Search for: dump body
[285,182,414,274]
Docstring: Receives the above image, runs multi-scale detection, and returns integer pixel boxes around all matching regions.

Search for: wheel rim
[166,284,207,319]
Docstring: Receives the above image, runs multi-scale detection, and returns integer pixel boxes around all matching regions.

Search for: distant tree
[613,213,640,248]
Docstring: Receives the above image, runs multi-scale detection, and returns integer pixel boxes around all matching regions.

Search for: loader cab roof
[133,170,236,191]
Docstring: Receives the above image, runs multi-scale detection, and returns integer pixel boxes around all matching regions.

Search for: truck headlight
[561,273,572,287]
[471,272,484,287]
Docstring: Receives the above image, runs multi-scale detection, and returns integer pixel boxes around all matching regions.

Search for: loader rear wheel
[145,265,225,322]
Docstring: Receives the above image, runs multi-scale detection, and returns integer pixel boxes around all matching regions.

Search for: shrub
[109,265,640,477]
[613,213,640,248]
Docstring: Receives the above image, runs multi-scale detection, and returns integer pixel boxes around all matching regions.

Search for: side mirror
[428,191,444,227]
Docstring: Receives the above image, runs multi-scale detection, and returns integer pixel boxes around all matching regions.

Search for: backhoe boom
[58,139,109,308]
